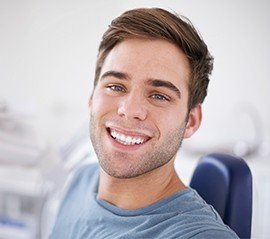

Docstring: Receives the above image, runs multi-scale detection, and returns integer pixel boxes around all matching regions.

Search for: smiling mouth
[107,128,150,146]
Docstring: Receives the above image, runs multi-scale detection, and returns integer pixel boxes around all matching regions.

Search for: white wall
[1,0,269,151]
[1,0,270,237]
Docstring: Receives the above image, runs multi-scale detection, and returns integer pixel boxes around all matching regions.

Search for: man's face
[89,38,201,178]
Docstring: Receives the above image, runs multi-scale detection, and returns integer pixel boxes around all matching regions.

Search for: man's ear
[183,104,202,139]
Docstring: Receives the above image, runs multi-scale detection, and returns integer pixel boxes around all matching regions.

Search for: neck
[98,160,186,210]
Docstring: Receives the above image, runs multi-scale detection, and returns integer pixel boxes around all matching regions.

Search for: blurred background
[0,0,269,238]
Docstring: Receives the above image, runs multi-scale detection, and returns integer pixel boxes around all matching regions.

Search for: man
[50,8,239,238]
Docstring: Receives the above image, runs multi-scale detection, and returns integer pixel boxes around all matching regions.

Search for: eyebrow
[147,79,181,99]
[100,71,131,81]
[100,70,181,99]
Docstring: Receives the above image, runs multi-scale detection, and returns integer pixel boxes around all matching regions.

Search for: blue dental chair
[190,153,253,239]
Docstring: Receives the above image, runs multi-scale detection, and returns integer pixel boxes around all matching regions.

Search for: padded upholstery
[190,153,252,239]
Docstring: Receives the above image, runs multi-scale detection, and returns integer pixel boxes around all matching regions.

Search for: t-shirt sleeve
[191,229,240,239]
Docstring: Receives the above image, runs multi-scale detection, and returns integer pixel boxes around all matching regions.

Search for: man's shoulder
[160,226,239,239]
[162,214,239,239]
[189,228,239,239]
[153,188,239,238]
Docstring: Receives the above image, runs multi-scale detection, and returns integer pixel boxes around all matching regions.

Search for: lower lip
[106,130,147,151]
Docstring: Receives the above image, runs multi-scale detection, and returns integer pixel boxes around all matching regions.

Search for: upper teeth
[110,130,144,145]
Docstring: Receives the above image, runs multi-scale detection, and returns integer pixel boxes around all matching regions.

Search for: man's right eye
[106,85,125,92]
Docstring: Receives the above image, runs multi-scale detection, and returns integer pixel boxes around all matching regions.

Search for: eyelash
[105,84,171,102]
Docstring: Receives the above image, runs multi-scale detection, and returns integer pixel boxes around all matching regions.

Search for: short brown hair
[94,8,213,111]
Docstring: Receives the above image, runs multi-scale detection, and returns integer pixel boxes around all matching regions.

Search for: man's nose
[117,92,148,121]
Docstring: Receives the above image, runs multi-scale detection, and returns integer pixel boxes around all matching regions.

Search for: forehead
[100,38,191,88]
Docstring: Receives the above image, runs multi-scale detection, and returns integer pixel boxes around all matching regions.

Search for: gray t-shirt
[50,163,239,239]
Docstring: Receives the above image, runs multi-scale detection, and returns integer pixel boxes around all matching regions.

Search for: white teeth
[110,130,145,145]
[120,134,125,141]
[111,131,117,138]
[126,136,132,144]
[135,138,141,144]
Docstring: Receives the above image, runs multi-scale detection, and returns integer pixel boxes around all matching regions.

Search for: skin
[89,38,202,210]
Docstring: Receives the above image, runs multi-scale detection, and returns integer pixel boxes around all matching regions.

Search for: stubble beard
[89,113,186,179]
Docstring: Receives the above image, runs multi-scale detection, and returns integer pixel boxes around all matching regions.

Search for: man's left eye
[151,94,169,101]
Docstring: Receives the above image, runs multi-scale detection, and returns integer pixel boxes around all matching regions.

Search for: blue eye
[151,94,169,101]
[107,85,125,92]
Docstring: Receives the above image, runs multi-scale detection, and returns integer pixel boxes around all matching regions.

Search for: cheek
[149,110,172,136]
[151,107,187,134]
[91,92,117,116]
